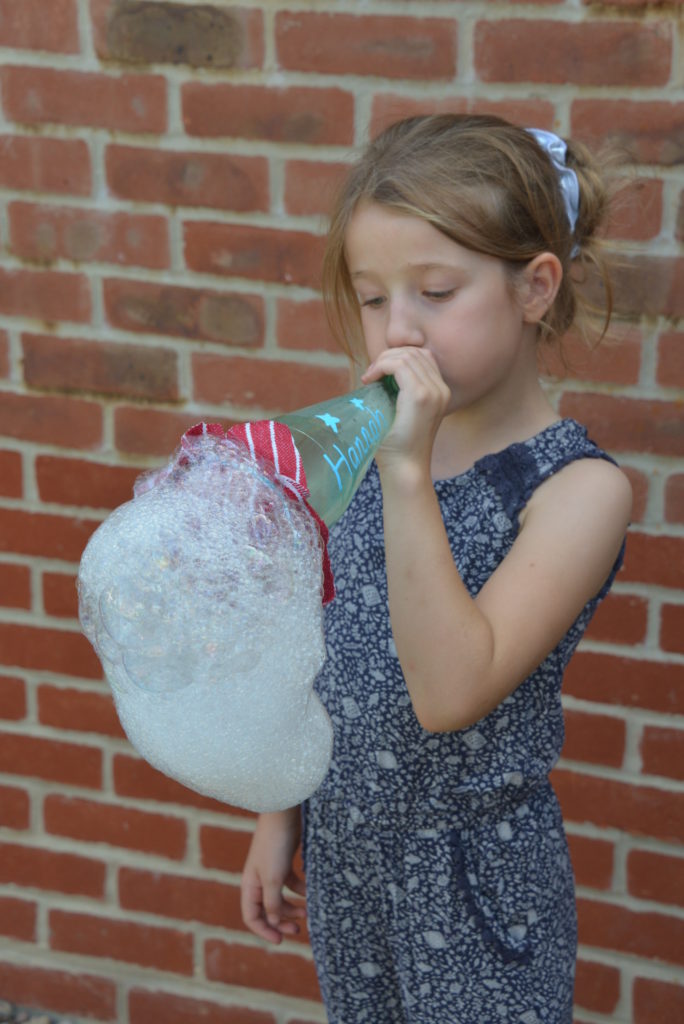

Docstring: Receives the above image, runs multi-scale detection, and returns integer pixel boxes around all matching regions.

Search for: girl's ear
[520,252,563,324]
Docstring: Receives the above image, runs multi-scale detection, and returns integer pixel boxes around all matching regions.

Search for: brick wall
[0,1,682,1022]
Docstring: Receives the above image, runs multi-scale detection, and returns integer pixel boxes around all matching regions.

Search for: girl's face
[344,202,536,415]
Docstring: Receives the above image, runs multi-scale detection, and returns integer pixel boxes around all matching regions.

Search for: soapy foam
[78,434,332,812]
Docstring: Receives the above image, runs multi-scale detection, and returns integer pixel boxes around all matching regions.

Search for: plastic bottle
[277,376,398,526]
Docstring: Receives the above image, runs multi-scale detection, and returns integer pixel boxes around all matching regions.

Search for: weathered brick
[657,330,684,388]
[183,83,354,145]
[0,135,91,196]
[0,963,116,1021]
[106,145,268,212]
[564,652,684,715]
[1,66,166,133]
[92,0,264,69]
[628,849,684,908]
[50,909,193,974]
[42,572,80,619]
[567,833,615,891]
[0,507,98,560]
[540,327,642,386]
[608,177,663,241]
[276,298,339,354]
[475,19,671,85]
[0,675,26,721]
[104,278,264,348]
[574,958,620,1015]
[276,11,456,80]
[115,406,205,457]
[0,622,101,679]
[559,394,684,457]
[200,824,253,874]
[183,222,325,289]
[39,683,124,738]
[577,897,684,965]
[0,563,31,610]
[9,201,169,269]
[119,867,242,929]
[36,455,139,509]
[0,731,102,788]
[622,532,684,589]
[205,939,321,1001]
[0,267,91,323]
[0,896,36,941]
[22,333,179,402]
[634,977,684,1024]
[0,0,79,53]
[665,473,684,524]
[562,709,626,768]
[660,602,684,655]
[284,160,349,218]
[0,393,101,449]
[129,989,275,1024]
[0,330,8,378]
[572,99,684,166]
[44,794,187,859]
[113,753,241,814]
[584,592,648,645]
[0,785,30,829]
[371,94,555,138]
[192,354,349,413]
[0,841,106,897]
[640,725,684,782]
[0,450,22,497]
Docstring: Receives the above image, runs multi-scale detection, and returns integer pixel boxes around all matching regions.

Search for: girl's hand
[361,347,450,477]
[240,808,306,944]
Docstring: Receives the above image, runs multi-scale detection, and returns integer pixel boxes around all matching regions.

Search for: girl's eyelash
[360,297,384,308]
[424,289,455,300]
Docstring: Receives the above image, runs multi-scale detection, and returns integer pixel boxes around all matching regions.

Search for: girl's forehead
[345,203,462,263]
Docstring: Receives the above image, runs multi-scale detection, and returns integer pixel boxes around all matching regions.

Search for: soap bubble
[78,431,332,812]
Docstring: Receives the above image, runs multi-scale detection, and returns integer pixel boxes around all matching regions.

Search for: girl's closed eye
[359,295,386,309]
[423,288,455,301]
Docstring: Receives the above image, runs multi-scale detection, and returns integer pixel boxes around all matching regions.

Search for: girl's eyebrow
[351,261,457,279]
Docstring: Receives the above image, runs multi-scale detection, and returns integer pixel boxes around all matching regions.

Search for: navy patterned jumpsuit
[303,419,625,1024]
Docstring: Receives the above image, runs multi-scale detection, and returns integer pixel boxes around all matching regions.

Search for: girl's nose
[385,301,424,349]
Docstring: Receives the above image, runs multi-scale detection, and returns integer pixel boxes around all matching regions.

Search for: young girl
[241,114,632,1024]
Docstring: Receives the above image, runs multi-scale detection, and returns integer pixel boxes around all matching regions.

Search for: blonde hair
[322,114,615,363]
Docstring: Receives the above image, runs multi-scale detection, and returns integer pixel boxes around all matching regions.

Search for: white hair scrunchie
[526,128,581,258]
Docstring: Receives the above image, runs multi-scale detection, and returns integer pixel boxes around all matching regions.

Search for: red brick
[104,277,264,347]
[0,895,36,941]
[584,592,648,645]
[0,0,79,53]
[371,94,555,138]
[205,940,321,1001]
[559,394,684,457]
[200,825,254,874]
[622,532,684,589]
[475,19,670,85]
[611,255,684,319]
[38,684,124,739]
[577,896,684,965]
[106,144,268,212]
[572,100,684,166]
[182,83,354,145]
[552,769,684,843]
[0,622,101,679]
[184,222,325,289]
[0,962,116,1020]
[284,159,348,218]
[276,298,339,354]
[115,406,207,457]
[0,394,101,449]
[44,795,187,859]
[1,66,166,133]
[567,834,615,891]
[641,725,684,782]
[628,849,684,908]
[9,201,169,269]
[129,989,275,1024]
[0,135,91,196]
[50,909,193,974]
[657,330,684,388]
[42,572,79,619]
[660,602,684,653]
[563,710,626,768]
[22,333,179,401]
[276,11,456,80]
[665,474,684,524]
[113,753,246,815]
[633,976,684,1023]
[37,456,140,509]
[119,867,242,929]
[564,653,684,714]
[608,177,663,242]
[0,675,26,721]
[0,562,31,610]
[621,466,648,523]
[0,450,22,497]
[0,841,106,897]
[0,330,8,378]
[0,267,91,322]
[574,958,620,1015]
[91,0,264,70]
[0,785,30,829]
[0,730,101,787]
[0,507,98,561]
[540,327,642,386]
[192,354,350,413]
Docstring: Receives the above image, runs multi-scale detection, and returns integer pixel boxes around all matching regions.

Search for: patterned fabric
[303,418,624,1024]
